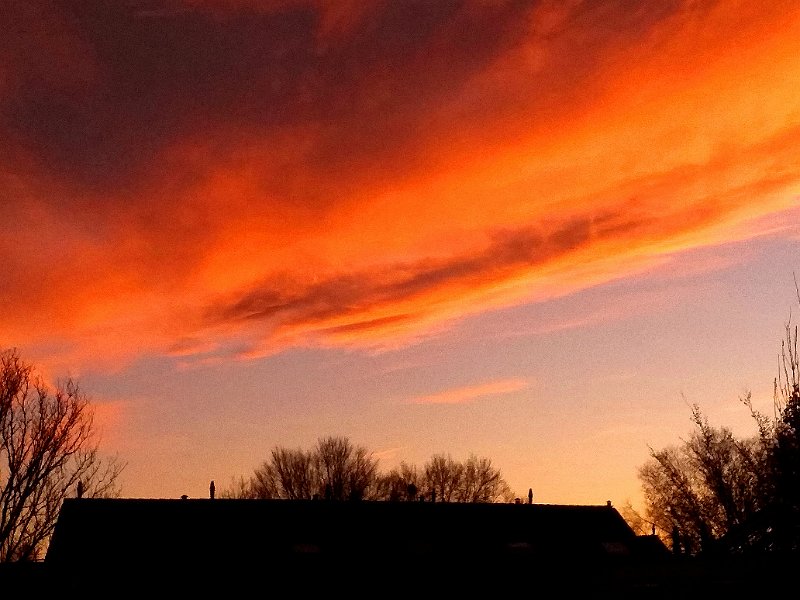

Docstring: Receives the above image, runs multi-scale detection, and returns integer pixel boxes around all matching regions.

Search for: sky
[2,0,800,511]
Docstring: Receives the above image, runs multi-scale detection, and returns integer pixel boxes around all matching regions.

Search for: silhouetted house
[630,532,671,559]
[45,498,666,595]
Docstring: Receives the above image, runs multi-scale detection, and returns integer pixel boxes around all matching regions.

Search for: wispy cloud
[407,378,531,405]
[372,446,408,461]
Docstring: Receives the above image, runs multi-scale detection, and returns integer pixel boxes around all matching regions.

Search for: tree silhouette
[763,278,800,551]
[637,281,800,554]
[421,454,513,503]
[458,455,512,502]
[243,436,378,500]
[227,444,515,504]
[0,349,125,561]
[376,462,420,501]
[423,454,463,502]
[315,436,377,501]
[638,403,768,554]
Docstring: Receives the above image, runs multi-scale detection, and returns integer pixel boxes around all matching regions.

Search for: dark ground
[3,553,798,599]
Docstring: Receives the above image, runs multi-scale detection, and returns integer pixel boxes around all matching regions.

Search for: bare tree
[638,403,771,555]
[219,475,256,499]
[638,280,800,554]
[0,349,124,561]
[775,274,800,413]
[256,447,316,499]
[236,441,514,505]
[422,454,463,502]
[244,436,378,501]
[457,455,514,503]
[765,277,800,551]
[619,501,654,537]
[422,453,513,503]
[314,436,378,501]
[376,462,420,501]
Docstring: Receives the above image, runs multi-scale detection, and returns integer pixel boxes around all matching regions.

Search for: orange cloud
[407,378,531,405]
[2,1,800,368]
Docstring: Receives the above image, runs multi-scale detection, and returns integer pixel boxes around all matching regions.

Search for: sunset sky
[3,0,800,510]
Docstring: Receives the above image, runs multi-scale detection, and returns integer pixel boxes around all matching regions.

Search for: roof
[47,497,638,561]
[45,498,647,594]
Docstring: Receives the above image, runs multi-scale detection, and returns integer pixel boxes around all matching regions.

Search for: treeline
[221,436,517,504]
[633,283,800,556]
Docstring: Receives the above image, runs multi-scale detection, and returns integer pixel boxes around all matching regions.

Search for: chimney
[210,480,216,500]
[606,500,612,507]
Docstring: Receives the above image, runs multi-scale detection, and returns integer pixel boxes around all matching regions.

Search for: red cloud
[2,1,800,367]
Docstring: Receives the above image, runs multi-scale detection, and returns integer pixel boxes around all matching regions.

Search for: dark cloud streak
[1,1,683,200]
[205,212,631,334]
